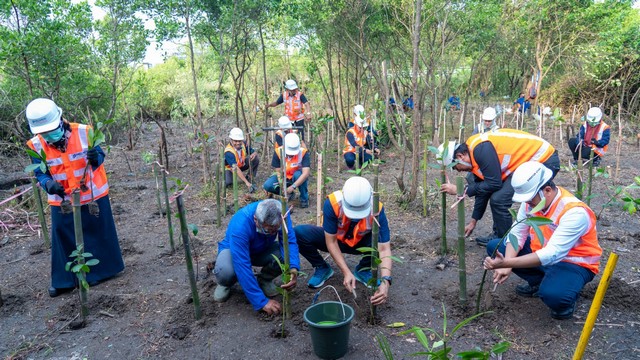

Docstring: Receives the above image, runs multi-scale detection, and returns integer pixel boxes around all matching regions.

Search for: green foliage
[24,148,47,174]
[65,244,100,290]
[377,304,510,359]
[355,246,402,289]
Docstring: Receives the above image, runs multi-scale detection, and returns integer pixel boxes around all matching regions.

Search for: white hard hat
[342,176,372,219]
[511,161,553,203]
[437,141,457,166]
[354,115,366,128]
[482,107,497,121]
[26,98,63,134]
[229,127,244,141]
[278,116,292,129]
[353,104,365,116]
[284,133,301,155]
[586,107,602,126]
[284,79,298,90]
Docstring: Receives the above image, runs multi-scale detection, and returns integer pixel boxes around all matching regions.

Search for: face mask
[42,126,64,143]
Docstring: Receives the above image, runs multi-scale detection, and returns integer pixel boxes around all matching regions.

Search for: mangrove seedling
[24,150,50,247]
[428,143,457,255]
[597,176,640,218]
[82,120,108,217]
[65,243,100,321]
[476,201,553,313]
[456,176,467,306]
[175,191,202,320]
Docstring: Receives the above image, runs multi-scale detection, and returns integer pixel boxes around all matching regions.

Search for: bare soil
[1,121,639,359]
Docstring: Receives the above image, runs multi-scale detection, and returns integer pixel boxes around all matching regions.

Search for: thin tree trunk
[408,0,423,200]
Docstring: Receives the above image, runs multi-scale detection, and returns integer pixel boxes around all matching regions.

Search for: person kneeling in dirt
[25,98,125,298]
[213,199,299,315]
[225,127,259,193]
[294,176,393,306]
[343,111,379,170]
[439,128,560,247]
[568,106,610,167]
[263,133,311,208]
[483,161,601,320]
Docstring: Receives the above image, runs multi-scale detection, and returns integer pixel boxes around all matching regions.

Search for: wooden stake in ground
[31,175,50,247]
[216,157,222,228]
[278,146,291,321]
[586,149,595,207]
[175,194,202,320]
[153,164,164,217]
[422,139,428,217]
[440,167,448,255]
[456,176,467,306]
[370,162,380,323]
[160,164,175,252]
[614,103,622,183]
[72,191,88,319]
[221,146,227,217]
[232,164,239,212]
[316,152,323,226]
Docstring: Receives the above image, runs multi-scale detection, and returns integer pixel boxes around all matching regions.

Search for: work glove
[45,180,66,197]
[86,148,99,166]
[591,138,599,147]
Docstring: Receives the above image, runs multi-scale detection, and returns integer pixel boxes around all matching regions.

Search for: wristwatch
[381,276,392,286]
[291,184,297,189]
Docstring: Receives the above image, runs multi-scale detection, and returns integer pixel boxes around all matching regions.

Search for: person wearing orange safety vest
[267,79,312,141]
[343,109,379,169]
[225,127,259,193]
[568,106,610,167]
[274,116,303,154]
[25,98,124,298]
[484,161,601,320]
[439,129,560,247]
[262,133,311,208]
[294,177,393,306]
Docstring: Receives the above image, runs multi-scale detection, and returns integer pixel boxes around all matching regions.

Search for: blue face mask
[42,126,64,143]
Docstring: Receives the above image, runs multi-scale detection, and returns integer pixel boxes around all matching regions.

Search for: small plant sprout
[428,143,457,256]
[376,304,510,359]
[24,149,50,247]
[476,200,553,313]
[597,176,640,218]
[65,244,100,292]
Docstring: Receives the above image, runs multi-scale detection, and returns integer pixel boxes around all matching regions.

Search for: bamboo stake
[161,164,175,252]
[279,146,291,320]
[586,149,595,207]
[175,194,202,320]
[370,162,380,322]
[31,175,50,247]
[72,191,88,318]
[221,146,227,216]
[355,146,360,172]
[456,176,467,306]
[153,164,163,217]
[422,139,428,217]
[337,130,341,173]
[232,164,239,213]
[614,103,622,183]
[216,157,222,228]
[440,167,447,255]
[316,153,323,226]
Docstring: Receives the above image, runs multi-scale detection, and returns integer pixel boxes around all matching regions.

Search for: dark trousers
[487,237,595,314]
[294,119,306,142]
[568,138,600,161]
[343,148,373,169]
[294,224,372,269]
[214,242,281,286]
[472,175,514,237]
[225,156,260,186]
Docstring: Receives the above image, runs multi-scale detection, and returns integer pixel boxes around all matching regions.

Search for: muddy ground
[1,119,639,360]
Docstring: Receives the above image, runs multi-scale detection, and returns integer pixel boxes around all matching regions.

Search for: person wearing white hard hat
[483,161,601,320]
[224,127,259,193]
[262,133,311,208]
[568,107,610,167]
[472,107,500,134]
[273,115,304,153]
[440,129,560,247]
[343,111,379,169]
[267,79,312,141]
[25,98,124,297]
[294,177,393,306]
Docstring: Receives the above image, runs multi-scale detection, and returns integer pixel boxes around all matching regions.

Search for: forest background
[1,0,640,192]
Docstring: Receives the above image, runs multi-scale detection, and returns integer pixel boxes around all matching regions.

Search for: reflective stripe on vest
[284,91,305,121]
[277,148,308,179]
[327,191,382,247]
[343,128,366,154]
[27,123,109,206]
[527,187,601,274]
[467,129,555,180]
[225,143,247,170]
[583,121,610,157]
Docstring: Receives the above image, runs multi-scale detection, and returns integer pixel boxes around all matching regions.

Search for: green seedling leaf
[39,163,47,173]
[70,250,80,257]
[88,127,95,147]
[450,311,490,335]
[356,246,377,253]
[457,350,488,359]
[491,341,511,354]
[81,264,90,273]
[24,163,41,173]
[93,132,105,148]
[72,264,84,273]
[385,255,404,263]
[508,233,518,251]
[82,280,90,290]
[386,322,405,328]
[82,252,93,257]
[25,148,42,159]
[525,216,553,226]
[86,259,100,266]
[188,223,199,236]
[531,223,546,248]
[428,163,441,169]
[65,262,72,271]
[634,176,640,186]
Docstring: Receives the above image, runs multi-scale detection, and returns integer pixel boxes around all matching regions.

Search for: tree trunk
[408,0,423,200]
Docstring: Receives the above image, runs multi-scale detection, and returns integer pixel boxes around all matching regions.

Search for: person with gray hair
[213,199,300,315]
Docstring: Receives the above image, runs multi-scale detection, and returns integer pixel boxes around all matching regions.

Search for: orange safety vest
[274,129,301,153]
[328,191,383,247]
[283,91,305,122]
[343,127,366,154]
[583,121,610,157]
[27,123,109,206]
[276,148,308,180]
[224,142,247,170]
[527,187,601,274]
[467,129,555,180]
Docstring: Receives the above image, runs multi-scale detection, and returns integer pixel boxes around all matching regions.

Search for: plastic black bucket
[303,301,355,359]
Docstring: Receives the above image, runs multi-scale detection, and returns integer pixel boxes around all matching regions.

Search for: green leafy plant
[377,304,510,359]
[24,149,48,174]
[428,144,457,255]
[597,176,640,218]
[356,245,402,323]
[65,244,100,290]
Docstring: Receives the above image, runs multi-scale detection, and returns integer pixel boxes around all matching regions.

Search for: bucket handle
[312,285,347,321]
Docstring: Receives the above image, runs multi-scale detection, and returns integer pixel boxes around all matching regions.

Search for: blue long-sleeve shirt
[218,201,300,310]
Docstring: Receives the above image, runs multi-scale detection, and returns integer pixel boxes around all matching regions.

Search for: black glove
[86,148,99,166]
[45,180,66,197]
